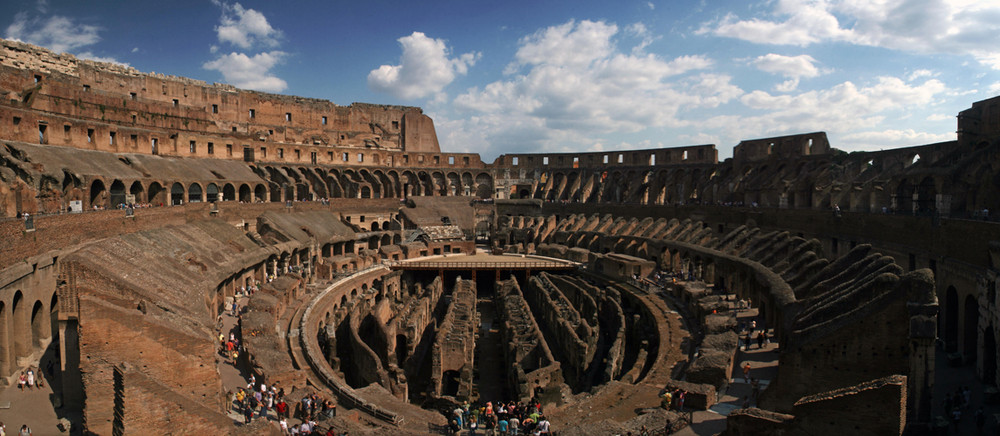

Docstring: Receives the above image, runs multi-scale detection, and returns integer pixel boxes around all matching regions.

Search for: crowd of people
[448,398,551,435]
[219,283,348,436]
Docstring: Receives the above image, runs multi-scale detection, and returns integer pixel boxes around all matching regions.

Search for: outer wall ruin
[0,38,999,435]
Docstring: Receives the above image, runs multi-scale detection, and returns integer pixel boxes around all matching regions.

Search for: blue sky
[5,0,1000,161]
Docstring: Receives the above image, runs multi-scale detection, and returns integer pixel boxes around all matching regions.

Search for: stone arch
[206,183,220,203]
[89,179,107,209]
[254,184,267,202]
[984,325,997,386]
[128,181,144,204]
[170,182,185,205]
[238,184,252,203]
[895,179,914,214]
[475,172,492,198]
[944,286,958,352]
[148,182,166,206]
[188,183,203,203]
[371,222,380,231]
[915,176,936,214]
[223,183,236,201]
[11,291,29,361]
[109,179,126,207]
[30,300,48,350]
[964,294,979,362]
[0,301,8,376]
[380,234,391,247]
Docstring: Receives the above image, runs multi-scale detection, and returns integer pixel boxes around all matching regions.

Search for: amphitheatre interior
[1,38,999,435]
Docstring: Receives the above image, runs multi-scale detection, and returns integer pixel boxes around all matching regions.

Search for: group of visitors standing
[449,398,551,435]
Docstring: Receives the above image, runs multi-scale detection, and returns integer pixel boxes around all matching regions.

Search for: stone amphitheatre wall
[498,212,937,427]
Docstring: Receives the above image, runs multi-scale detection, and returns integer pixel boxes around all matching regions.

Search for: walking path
[0,344,79,435]
[671,304,779,436]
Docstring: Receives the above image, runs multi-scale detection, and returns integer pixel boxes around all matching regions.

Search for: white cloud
[368,32,479,100]
[213,1,281,49]
[700,0,1000,69]
[926,113,952,121]
[694,75,950,150]
[205,2,287,93]
[77,51,128,66]
[752,53,821,78]
[203,51,287,92]
[447,20,731,158]
[989,82,1000,94]
[907,69,936,81]
[840,129,953,146]
[5,12,100,53]
[648,2,655,10]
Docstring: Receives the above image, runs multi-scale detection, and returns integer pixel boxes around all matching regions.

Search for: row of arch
[250,166,495,201]
[0,290,58,379]
[84,167,496,210]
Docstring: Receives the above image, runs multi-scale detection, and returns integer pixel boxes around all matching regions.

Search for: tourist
[17,372,25,391]
[498,415,509,435]
[25,369,34,389]
[536,416,550,435]
[743,362,751,383]
[757,331,765,349]
[509,414,520,435]
[661,390,672,410]
[17,425,29,436]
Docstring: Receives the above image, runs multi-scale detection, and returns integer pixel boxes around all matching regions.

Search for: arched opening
[945,286,958,352]
[11,291,29,360]
[206,183,220,203]
[964,294,979,363]
[188,183,203,203]
[0,302,9,376]
[89,179,107,209]
[915,176,936,214]
[984,326,997,386]
[222,183,236,201]
[380,234,391,247]
[30,300,46,349]
[238,184,251,202]
[129,181,144,204]
[170,182,185,205]
[361,186,372,199]
[371,222,379,231]
[254,184,267,202]
[109,179,126,207]
[895,180,914,214]
[442,370,461,396]
[148,182,165,206]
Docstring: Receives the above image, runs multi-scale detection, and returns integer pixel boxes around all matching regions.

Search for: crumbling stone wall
[430,278,477,399]
[495,278,561,401]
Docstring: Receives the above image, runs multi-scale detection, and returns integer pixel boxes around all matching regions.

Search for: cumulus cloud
[5,12,101,53]
[699,0,1000,69]
[205,2,287,92]
[444,20,731,158]
[204,51,287,92]
[690,75,950,151]
[213,1,281,49]
[368,32,479,100]
[752,53,820,78]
